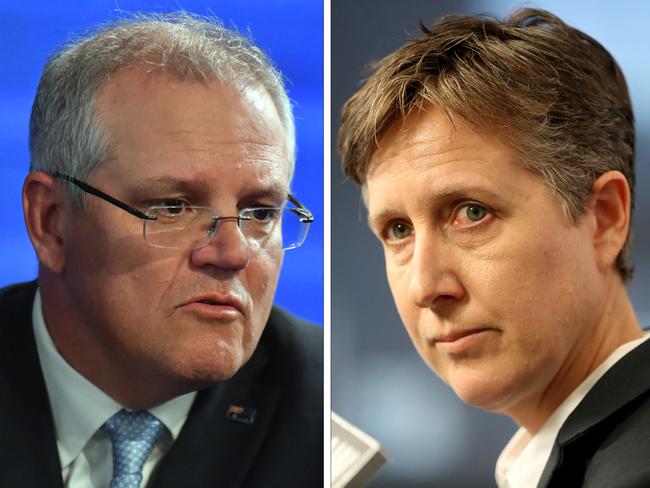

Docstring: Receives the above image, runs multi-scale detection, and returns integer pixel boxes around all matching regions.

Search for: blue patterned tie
[101,410,167,488]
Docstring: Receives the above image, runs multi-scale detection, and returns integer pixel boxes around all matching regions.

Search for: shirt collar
[32,289,196,470]
[495,331,650,488]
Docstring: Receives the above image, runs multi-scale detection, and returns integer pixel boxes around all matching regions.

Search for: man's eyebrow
[242,187,288,203]
[133,176,212,194]
[132,176,290,203]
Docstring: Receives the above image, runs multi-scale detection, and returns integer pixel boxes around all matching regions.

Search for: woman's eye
[455,204,488,225]
[386,221,413,241]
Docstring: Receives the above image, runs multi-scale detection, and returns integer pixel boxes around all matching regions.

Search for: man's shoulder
[265,306,322,357]
[258,306,323,387]
[0,281,37,326]
[175,307,323,487]
[0,280,37,301]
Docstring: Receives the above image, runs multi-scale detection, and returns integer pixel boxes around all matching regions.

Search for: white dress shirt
[495,332,650,488]
[32,290,196,488]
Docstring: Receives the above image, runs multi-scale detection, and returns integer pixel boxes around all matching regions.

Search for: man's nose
[407,234,465,310]
[190,218,250,271]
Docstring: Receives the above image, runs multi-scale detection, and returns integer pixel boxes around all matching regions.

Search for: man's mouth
[179,294,246,320]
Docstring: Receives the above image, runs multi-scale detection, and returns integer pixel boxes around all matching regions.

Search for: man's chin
[182,347,252,386]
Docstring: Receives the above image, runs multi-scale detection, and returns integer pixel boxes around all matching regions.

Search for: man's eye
[249,208,280,223]
[149,200,189,217]
[386,221,413,241]
[164,204,185,215]
[455,203,488,225]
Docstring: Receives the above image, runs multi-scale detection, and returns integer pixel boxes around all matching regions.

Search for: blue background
[0,0,323,325]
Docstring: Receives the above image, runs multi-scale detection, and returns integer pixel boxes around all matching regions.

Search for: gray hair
[29,12,296,205]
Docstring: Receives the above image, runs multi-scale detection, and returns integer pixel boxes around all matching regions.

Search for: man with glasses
[0,13,322,487]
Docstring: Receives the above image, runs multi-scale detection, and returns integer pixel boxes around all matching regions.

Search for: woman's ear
[589,170,631,273]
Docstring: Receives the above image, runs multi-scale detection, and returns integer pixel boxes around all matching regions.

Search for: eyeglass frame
[52,172,314,249]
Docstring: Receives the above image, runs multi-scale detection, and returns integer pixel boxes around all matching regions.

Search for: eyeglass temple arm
[55,173,312,225]
[287,194,314,223]
[53,173,157,221]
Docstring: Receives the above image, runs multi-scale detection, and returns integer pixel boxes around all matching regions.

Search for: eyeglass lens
[143,206,309,251]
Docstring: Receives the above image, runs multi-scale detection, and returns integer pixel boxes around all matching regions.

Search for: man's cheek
[252,254,282,298]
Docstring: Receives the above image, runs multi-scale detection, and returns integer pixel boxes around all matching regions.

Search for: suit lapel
[538,337,650,487]
[0,282,63,487]
[150,338,282,488]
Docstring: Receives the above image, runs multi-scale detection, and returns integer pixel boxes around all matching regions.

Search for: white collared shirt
[32,290,196,488]
[495,332,650,488]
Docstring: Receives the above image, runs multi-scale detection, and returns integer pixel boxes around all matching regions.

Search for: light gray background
[332,1,650,487]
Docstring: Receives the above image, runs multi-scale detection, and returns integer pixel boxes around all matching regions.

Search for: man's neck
[38,274,201,409]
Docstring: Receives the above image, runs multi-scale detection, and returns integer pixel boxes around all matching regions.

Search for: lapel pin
[226,404,257,424]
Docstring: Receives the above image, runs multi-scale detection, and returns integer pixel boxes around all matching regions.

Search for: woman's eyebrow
[368,185,507,227]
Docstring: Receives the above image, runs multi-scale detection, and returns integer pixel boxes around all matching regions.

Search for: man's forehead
[133,173,288,194]
[93,66,291,192]
[96,67,289,156]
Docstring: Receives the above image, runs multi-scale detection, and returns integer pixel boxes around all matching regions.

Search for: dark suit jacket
[538,337,650,488]
[0,281,323,488]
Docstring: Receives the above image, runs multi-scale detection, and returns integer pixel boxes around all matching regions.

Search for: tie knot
[101,410,167,488]
[102,410,166,444]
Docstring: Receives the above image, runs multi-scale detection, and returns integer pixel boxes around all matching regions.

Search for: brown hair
[338,8,635,280]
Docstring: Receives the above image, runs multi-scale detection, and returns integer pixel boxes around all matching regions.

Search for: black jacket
[0,281,323,487]
[539,336,650,488]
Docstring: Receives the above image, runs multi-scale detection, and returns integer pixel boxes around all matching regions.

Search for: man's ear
[590,170,631,273]
[22,172,67,273]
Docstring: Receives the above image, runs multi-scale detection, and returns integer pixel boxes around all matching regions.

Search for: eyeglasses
[54,173,313,251]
